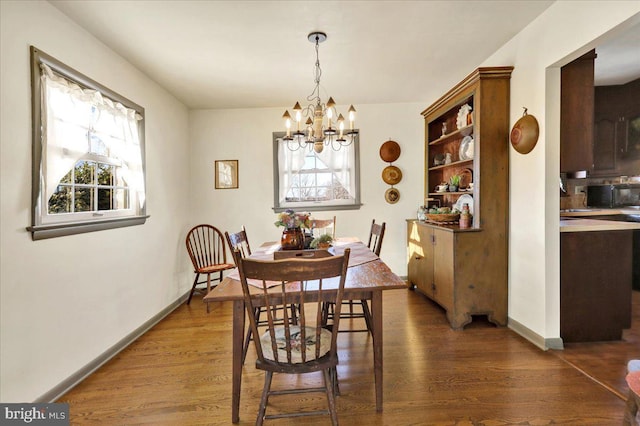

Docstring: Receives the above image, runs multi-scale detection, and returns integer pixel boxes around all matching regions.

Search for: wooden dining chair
[326,219,386,334]
[311,215,336,239]
[226,226,298,365]
[185,224,235,312]
[236,248,350,426]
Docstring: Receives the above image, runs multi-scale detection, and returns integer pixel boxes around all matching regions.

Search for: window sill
[27,215,149,240]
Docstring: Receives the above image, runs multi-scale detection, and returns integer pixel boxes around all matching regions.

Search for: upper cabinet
[560,49,596,173]
[593,78,640,176]
[421,67,513,226]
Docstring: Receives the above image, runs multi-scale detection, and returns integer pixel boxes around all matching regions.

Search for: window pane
[316,173,333,186]
[97,163,114,185]
[48,185,72,214]
[115,188,130,209]
[74,187,93,212]
[74,161,95,184]
[114,168,126,187]
[97,188,112,210]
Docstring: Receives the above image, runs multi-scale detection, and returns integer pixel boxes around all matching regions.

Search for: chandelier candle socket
[282,31,358,153]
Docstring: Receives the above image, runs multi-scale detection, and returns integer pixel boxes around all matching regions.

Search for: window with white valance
[28,46,147,240]
[272,132,361,212]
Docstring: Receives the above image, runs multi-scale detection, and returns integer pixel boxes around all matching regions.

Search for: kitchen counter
[560,207,640,217]
[560,218,640,232]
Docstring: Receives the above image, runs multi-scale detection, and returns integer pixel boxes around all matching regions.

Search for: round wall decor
[379,140,401,162]
[385,188,400,204]
[382,165,402,185]
[510,107,539,154]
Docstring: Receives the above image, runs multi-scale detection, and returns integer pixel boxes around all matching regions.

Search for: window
[272,132,361,212]
[28,46,147,240]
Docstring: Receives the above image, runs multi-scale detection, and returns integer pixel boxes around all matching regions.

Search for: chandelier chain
[307,35,323,106]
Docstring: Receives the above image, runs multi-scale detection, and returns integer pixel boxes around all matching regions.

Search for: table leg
[232,300,245,423]
[371,291,383,412]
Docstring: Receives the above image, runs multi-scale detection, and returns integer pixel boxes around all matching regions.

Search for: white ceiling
[48,1,638,110]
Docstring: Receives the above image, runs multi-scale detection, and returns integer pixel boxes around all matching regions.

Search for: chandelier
[282,31,358,153]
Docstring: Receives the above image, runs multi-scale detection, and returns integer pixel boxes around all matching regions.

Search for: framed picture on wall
[215,160,239,189]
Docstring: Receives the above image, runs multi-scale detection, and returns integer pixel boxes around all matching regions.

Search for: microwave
[587,184,640,208]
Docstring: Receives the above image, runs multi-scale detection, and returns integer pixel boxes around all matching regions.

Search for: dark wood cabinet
[593,78,640,176]
[561,230,633,342]
[560,49,596,173]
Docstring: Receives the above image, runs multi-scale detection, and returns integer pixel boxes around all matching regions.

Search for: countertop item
[560,218,640,232]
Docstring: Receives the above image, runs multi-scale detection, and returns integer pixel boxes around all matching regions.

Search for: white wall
[481,2,640,343]
[189,102,425,275]
[0,1,191,402]
[3,0,639,404]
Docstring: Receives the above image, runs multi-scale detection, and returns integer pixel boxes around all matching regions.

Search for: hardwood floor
[552,290,639,400]
[58,288,635,425]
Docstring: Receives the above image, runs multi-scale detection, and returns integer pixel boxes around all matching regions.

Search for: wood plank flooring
[58,288,636,425]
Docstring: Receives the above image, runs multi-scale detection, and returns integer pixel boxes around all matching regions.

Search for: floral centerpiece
[275,210,311,250]
[274,209,311,230]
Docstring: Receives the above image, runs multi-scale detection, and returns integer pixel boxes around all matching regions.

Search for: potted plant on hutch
[274,209,311,250]
[449,174,461,192]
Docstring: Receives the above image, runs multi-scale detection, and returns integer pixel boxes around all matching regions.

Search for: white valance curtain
[40,63,145,207]
[276,139,356,204]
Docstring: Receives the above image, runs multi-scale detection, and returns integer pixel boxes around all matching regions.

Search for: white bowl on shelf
[454,194,474,215]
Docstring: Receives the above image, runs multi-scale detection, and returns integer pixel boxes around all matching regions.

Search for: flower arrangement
[274,209,311,229]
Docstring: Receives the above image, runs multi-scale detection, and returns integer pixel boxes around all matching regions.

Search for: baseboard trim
[508,317,564,351]
[37,291,190,403]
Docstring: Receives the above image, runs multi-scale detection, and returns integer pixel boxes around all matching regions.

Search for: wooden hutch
[408,67,512,329]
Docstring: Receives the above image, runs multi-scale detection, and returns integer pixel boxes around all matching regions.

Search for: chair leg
[623,388,639,426]
[186,273,200,305]
[330,366,340,396]
[323,368,339,426]
[256,371,273,426]
[361,300,373,334]
[243,307,260,365]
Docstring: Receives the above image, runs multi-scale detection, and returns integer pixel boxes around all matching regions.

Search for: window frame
[272,131,362,213]
[27,46,148,240]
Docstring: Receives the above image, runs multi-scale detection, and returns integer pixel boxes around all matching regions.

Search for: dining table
[203,238,407,423]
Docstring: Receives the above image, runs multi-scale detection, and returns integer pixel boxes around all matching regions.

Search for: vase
[280,228,304,250]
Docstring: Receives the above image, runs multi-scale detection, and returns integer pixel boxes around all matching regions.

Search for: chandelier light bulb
[337,114,345,140]
[282,110,292,139]
[348,105,356,130]
[293,102,302,127]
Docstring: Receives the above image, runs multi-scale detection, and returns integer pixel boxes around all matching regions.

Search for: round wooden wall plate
[510,111,539,154]
[379,140,401,162]
[385,188,400,204]
[382,165,402,185]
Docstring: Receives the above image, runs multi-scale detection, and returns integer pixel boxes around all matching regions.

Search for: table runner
[226,240,378,287]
